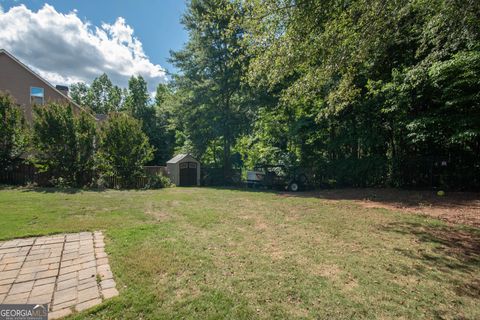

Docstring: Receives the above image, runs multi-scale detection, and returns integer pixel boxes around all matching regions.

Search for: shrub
[0,92,28,171]
[145,173,173,189]
[97,113,154,188]
[32,103,96,187]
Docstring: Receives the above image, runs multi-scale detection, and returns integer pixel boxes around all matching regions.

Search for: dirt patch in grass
[145,209,170,221]
[280,188,480,227]
[144,201,181,221]
[343,275,358,291]
[311,263,342,278]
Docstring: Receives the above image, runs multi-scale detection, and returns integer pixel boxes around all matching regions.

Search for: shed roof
[167,154,198,164]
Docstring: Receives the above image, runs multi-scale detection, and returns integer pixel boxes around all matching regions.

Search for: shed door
[179,162,197,186]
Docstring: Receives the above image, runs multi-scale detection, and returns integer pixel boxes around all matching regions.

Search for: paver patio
[0,231,118,319]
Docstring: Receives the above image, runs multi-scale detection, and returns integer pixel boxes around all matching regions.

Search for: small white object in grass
[437,190,445,196]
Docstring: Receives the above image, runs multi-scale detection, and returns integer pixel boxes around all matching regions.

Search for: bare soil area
[281,188,480,227]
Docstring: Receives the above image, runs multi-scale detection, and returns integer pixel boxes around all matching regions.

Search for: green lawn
[0,186,479,319]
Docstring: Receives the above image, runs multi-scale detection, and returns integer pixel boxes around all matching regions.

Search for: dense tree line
[168,0,480,189]
[2,0,478,190]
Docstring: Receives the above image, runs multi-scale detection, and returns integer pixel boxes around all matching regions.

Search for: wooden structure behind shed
[166,154,201,186]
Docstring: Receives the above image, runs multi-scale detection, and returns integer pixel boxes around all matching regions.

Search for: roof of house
[167,154,199,164]
[0,49,98,121]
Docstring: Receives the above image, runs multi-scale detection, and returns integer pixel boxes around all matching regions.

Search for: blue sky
[0,0,189,91]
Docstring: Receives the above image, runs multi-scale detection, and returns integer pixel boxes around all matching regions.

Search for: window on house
[30,87,44,105]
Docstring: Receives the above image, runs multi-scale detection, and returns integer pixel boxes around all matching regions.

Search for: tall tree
[170,0,252,177]
[85,74,124,113]
[125,76,150,119]
[124,75,161,164]
[238,0,480,188]
[69,82,89,107]
[154,83,176,163]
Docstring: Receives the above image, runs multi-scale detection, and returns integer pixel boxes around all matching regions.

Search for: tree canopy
[70,74,174,165]
[7,0,477,189]
[71,74,124,114]
[166,0,480,189]
[169,0,254,178]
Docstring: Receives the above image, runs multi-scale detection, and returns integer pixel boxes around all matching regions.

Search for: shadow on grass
[0,184,107,194]
[206,186,479,209]
[280,188,480,209]
[205,185,280,194]
[382,221,480,298]
[209,186,480,226]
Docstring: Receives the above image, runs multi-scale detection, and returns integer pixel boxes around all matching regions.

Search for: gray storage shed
[166,154,201,186]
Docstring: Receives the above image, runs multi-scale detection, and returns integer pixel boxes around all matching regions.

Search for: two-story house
[0,49,95,123]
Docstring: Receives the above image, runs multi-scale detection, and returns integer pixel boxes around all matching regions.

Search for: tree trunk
[222,92,232,184]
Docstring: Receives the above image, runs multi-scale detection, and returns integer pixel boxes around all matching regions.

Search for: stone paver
[0,232,118,318]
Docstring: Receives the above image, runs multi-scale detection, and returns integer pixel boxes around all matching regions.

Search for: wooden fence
[0,164,168,189]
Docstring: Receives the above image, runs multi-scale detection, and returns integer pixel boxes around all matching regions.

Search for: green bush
[0,92,29,171]
[145,173,173,189]
[97,113,154,188]
[32,103,96,187]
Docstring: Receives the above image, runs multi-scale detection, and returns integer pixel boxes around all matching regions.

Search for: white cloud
[0,4,166,92]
